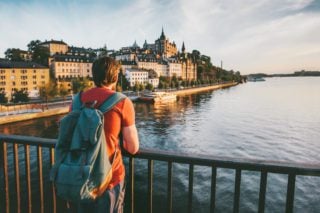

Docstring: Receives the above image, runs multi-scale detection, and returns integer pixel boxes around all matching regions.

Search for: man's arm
[122,125,139,154]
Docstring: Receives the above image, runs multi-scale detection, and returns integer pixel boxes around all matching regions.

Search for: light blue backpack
[50,92,126,202]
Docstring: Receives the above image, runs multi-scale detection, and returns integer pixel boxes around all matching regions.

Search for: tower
[181,41,185,53]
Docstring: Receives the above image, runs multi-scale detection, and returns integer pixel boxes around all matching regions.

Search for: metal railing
[1,134,320,213]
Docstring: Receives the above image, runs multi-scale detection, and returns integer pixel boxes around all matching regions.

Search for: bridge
[1,134,319,213]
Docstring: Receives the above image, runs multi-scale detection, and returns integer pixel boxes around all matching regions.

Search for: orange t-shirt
[80,87,135,189]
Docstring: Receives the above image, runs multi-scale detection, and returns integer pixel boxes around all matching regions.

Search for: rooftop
[0,60,47,69]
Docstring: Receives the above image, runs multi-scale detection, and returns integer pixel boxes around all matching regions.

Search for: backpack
[50,91,126,202]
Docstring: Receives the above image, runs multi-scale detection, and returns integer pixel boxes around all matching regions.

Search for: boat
[139,92,177,103]
[247,76,266,82]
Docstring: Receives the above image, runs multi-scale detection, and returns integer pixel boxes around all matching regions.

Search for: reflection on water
[1,77,320,212]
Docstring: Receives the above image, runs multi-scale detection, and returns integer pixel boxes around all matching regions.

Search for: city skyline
[0,0,320,74]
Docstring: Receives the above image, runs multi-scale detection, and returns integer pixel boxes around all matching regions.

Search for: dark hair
[92,57,120,87]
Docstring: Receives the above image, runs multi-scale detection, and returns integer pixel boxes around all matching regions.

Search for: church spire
[160,27,166,39]
[182,41,185,53]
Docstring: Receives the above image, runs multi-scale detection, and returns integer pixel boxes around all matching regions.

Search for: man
[76,56,139,212]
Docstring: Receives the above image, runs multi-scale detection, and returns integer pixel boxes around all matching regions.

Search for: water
[1,77,320,212]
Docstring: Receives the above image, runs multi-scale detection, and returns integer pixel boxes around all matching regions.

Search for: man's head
[92,57,120,87]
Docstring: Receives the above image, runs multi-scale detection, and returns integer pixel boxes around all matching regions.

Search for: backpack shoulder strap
[71,92,82,111]
[99,92,127,113]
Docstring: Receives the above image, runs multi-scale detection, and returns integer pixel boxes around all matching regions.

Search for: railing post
[13,144,21,213]
[233,169,241,213]
[285,173,296,213]
[210,167,217,213]
[258,171,268,213]
[37,146,44,213]
[24,144,32,213]
[148,159,154,213]
[2,142,10,213]
[50,148,56,213]
[188,164,194,213]
[167,161,173,213]
[129,157,135,213]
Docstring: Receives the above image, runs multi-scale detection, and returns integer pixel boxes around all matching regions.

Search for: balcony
[0,134,319,213]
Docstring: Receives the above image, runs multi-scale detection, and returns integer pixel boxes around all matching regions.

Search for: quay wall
[0,82,238,125]
[172,82,238,96]
[0,107,69,125]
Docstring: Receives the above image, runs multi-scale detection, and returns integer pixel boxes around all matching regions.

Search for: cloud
[0,0,319,74]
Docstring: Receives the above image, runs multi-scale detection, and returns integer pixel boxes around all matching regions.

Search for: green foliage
[0,91,8,104]
[39,81,60,102]
[12,89,29,103]
[132,83,139,92]
[59,84,69,98]
[33,46,50,66]
[4,48,24,61]
[145,83,154,91]
[71,78,91,94]
[138,83,145,91]
[27,40,41,52]
[117,71,130,91]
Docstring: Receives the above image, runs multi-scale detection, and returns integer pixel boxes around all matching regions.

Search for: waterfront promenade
[0,82,237,125]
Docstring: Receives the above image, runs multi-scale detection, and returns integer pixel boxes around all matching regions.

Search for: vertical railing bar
[24,144,32,213]
[233,169,241,213]
[129,157,135,213]
[37,146,44,213]
[167,161,173,213]
[188,164,194,213]
[2,142,10,213]
[258,171,268,213]
[285,173,296,213]
[13,143,21,213]
[148,159,154,213]
[50,148,56,213]
[210,166,217,213]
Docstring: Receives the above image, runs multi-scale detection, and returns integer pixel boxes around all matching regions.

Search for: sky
[0,0,320,74]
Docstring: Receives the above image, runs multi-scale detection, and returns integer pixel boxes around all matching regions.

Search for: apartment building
[0,60,49,99]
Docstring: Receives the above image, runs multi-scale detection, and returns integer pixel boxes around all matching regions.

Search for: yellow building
[39,40,68,56]
[51,54,93,79]
[0,60,50,100]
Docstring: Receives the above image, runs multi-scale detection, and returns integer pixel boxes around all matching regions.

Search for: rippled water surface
[1,77,320,212]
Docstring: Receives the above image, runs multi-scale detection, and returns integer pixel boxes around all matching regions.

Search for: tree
[27,40,41,52]
[12,89,29,103]
[133,83,140,92]
[0,90,8,104]
[117,71,130,91]
[138,83,145,91]
[33,46,50,66]
[145,83,154,91]
[59,83,69,104]
[71,78,92,94]
[4,48,24,61]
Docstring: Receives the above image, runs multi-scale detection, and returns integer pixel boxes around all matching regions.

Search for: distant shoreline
[0,82,238,125]
[248,71,320,78]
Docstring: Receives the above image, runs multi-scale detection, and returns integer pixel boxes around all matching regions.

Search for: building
[154,28,178,58]
[125,68,149,87]
[115,28,196,82]
[0,60,50,100]
[39,40,68,56]
[50,53,93,79]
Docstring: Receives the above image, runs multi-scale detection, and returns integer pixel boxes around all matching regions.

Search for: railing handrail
[1,134,319,176]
